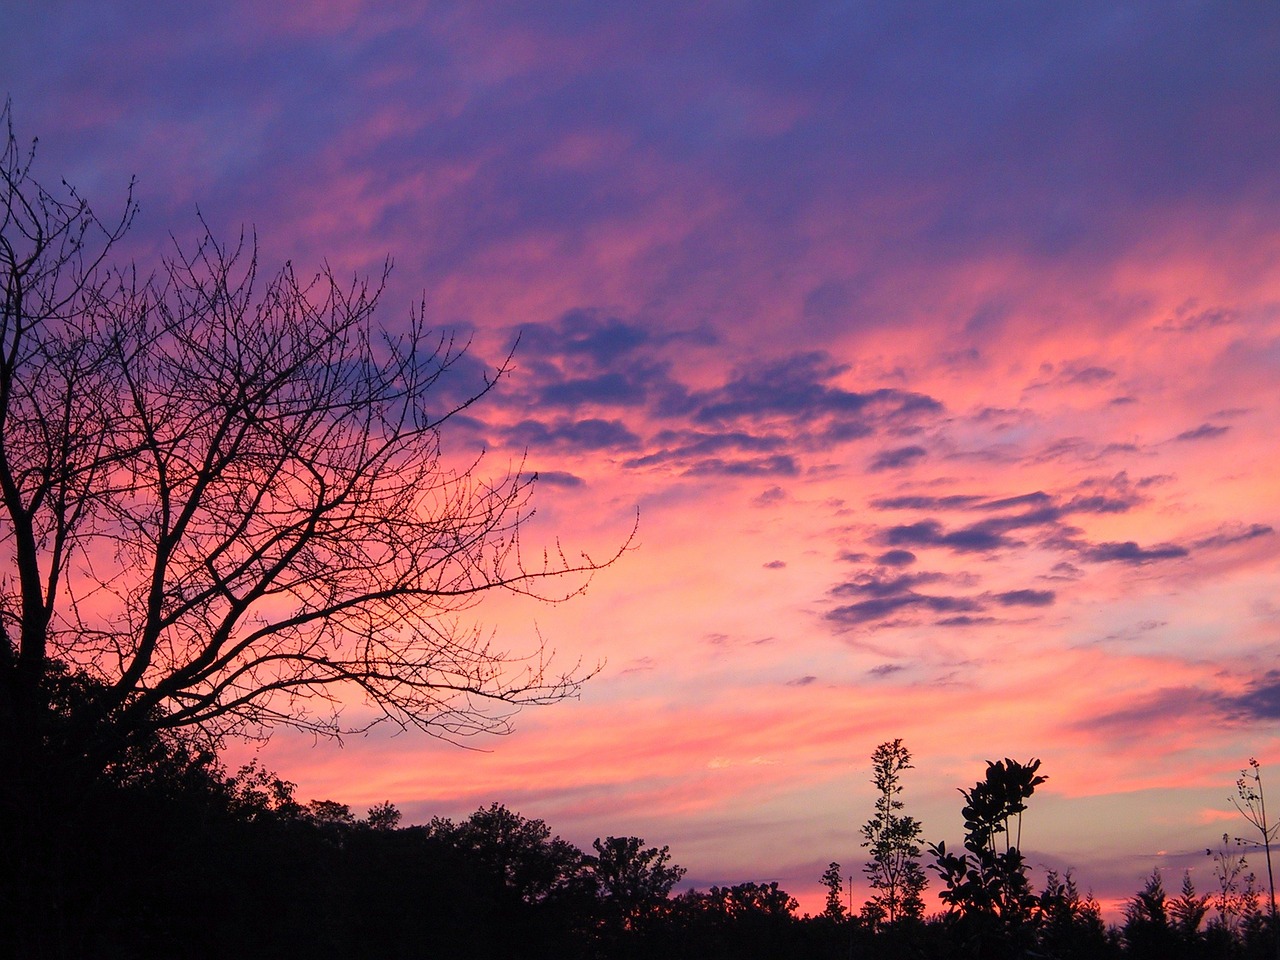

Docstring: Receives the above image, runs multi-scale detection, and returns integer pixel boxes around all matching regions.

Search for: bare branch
[0,103,630,762]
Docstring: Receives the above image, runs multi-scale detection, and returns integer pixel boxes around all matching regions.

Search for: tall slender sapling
[860,738,927,926]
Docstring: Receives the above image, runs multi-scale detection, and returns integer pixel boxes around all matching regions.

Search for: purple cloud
[1174,423,1229,442]
[1080,541,1189,564]
[875,549,917,567]
[880,520,1011,553]
[993,589,1055,607]
[869,445,928,472]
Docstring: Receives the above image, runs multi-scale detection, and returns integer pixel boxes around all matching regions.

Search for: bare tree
[0,102,628,784]
[1234,758,1280,959]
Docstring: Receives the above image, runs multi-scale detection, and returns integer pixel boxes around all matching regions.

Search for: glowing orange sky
[6,0,1279,917]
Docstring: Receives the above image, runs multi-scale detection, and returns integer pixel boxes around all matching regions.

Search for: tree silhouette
[590,835,686,931]
[1037,869,1113,959]
[930,757,1047,957]
[1206,831,1260,940]
[1233,758,1280,960]
[1169,870,1209,950]
[435,802,590,906]
[1124,870,1176,960]
[364,800,402,831]
[0,101,627,958]
[0,102,628,789]
[860,738,927,927]
[820,860,846,919]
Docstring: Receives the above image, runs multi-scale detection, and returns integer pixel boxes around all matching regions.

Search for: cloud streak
[9,0,1280,919]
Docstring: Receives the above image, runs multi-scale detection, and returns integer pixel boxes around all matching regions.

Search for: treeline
[3,724,809,960]
[6,724,1278,959]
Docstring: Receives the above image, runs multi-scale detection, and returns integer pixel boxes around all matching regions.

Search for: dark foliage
[7,720,1280,959]
[929,757,1047,958]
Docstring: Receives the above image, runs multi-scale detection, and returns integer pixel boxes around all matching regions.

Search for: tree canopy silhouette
[0,102,627,790]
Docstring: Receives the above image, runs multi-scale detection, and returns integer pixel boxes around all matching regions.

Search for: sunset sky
[5,0,1280,916]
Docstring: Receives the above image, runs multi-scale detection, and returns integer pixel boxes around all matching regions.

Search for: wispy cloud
[11,0,1280,919]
